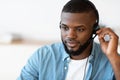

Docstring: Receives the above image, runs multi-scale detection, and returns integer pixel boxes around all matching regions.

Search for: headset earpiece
[93,23,100,34]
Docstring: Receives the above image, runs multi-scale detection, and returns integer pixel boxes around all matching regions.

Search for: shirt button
[67,57,70,61]
[64,66,67,70]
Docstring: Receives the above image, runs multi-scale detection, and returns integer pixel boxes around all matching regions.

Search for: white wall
[0,0,68,41]
[91,0,120,27]
[0,0,120,41]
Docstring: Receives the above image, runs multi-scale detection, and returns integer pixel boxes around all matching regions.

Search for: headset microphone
[70,29,99,56]
[63,33,97,56]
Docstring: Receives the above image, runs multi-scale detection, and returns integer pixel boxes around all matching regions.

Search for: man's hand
[96,27,119,56]
[96,27,120,79]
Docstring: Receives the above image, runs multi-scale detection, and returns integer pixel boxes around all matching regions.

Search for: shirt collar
[61,43,70,61]
[89,42,99,63]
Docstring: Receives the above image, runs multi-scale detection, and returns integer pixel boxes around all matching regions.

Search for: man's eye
[76,28,84,32]
[61,26,69,31]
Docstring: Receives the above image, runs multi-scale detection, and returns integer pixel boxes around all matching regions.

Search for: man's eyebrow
[60,23,86,28]
[60,23,68,27]
[75,25,86,28]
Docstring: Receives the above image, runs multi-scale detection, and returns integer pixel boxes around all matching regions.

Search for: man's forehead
[61,12,97,24]
[61,11,97,19]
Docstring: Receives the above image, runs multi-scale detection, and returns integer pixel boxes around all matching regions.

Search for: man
[17,0,120,80]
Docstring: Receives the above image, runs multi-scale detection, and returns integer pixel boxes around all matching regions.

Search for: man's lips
[66,41,78,48]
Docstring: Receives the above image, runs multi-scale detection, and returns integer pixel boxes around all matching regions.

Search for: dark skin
[60,12,120,79]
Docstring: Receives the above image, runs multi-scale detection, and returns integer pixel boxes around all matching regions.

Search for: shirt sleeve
[17,49,40,80]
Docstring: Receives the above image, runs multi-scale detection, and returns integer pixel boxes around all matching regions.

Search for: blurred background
[0,0,120,80]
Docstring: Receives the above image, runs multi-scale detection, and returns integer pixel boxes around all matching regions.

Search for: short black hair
[62,0,97,13]
[62,0,98,18]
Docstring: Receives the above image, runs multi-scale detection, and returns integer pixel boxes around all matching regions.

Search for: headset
[84,0,100,34]
[78,0,100,39]
[87,0,100,39]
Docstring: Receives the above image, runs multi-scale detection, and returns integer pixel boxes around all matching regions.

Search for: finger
[97,28,117,40]
[96,28,102,34]
[98,33,105,43]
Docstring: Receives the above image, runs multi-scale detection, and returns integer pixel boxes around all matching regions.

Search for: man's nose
[67,29,77,39]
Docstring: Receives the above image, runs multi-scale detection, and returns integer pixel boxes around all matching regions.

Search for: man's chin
[67,47,79,52]
[62,40,82,56]
[65,46,82,56]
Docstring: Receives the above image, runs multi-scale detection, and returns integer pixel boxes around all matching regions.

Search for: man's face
[60,12,96,55]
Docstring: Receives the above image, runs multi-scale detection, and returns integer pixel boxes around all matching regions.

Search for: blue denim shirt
[17,42,115,80]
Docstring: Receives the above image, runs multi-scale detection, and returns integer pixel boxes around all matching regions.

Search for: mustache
[64,38,81,44]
